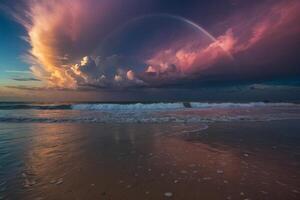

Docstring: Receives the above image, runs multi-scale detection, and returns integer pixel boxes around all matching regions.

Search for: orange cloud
[12,0,300,89]
[15,0,126,89]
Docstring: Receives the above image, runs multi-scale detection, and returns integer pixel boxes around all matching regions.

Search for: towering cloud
[14,0,141,88]
[13,0,300,89]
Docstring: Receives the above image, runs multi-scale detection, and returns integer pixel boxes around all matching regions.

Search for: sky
[0,0,299,102]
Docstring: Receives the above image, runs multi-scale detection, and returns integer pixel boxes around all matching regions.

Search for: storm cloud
[9,0,300,90]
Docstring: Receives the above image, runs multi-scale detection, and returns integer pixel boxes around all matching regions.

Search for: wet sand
[1,120,300,199]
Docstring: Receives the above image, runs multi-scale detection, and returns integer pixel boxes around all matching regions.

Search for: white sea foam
[0,102,297,111]
[190,102,296,108]
[71,102,297,111]
[71,103,185,110]
[0,102,299,123]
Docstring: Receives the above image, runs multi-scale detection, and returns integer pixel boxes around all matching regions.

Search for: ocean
[0,101,299,123]
[1,102,300,199]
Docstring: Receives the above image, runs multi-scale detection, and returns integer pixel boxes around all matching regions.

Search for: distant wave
[0,101,299,123]
[72,103,185,110]
[0,102,297,110]
[0,104,71,110]
[190,102,296,108]
[71,102,297,110]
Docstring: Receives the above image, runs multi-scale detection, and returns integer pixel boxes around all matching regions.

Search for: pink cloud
[10,0,300,89]
[233,0,300,53]
[145,0,300,80]
[144,30,235,76]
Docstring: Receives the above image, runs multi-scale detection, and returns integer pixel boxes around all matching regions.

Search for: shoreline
[1,120,300,199]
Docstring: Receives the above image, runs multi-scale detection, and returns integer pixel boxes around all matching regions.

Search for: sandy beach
[1,120,300,200]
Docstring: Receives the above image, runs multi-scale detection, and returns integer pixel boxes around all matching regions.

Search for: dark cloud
[5,0,300,90]
[12,77,40,81]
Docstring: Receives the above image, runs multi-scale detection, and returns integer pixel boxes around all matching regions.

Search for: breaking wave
[0,102,297,111]
[72,102,296,110]
[0,102,299,123]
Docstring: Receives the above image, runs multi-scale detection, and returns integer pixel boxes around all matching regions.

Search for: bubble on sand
[56,178,63,185]
[164,192,173,197]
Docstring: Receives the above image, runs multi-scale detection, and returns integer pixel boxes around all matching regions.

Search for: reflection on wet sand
[152,124,300,199]
[1,121,300,199]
